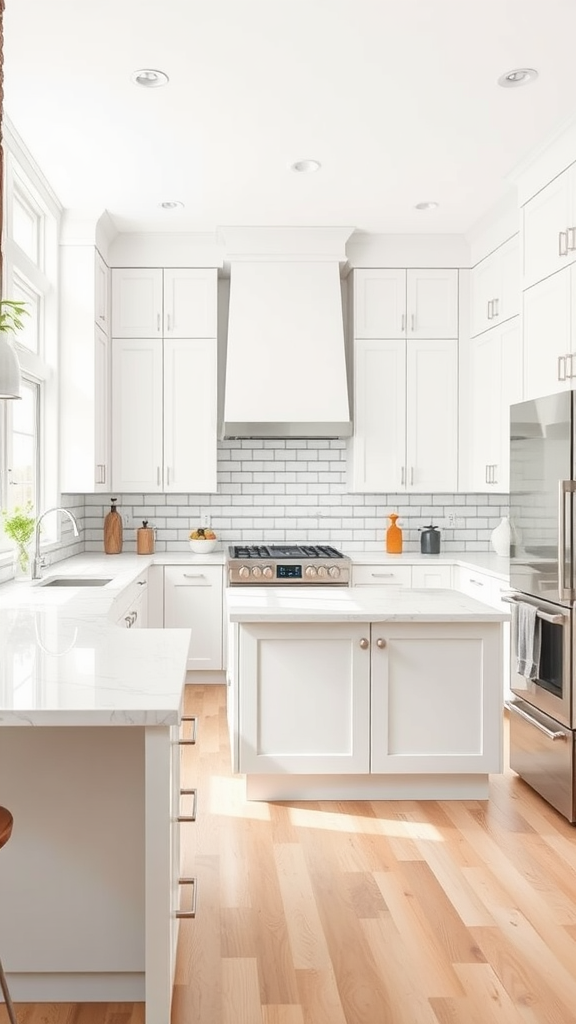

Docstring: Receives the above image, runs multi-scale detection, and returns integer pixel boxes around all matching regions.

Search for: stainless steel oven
[508,592,573,729]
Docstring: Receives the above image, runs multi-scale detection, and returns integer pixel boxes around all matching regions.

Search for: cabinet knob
[359,637,370,649]
[376,638,386,648]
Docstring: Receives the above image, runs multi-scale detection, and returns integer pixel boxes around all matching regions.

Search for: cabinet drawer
[352,565,412,587]
[454,566,493,601]
[411,565,452,589]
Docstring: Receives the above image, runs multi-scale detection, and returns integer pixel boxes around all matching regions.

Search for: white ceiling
[5,0,576,236]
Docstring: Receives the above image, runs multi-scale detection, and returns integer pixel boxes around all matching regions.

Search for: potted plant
[1,501,36,578]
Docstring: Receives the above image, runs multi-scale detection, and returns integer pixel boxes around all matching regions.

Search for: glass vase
[13,540,32,580]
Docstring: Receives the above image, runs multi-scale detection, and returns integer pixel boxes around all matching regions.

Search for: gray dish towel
[513,601,542,680]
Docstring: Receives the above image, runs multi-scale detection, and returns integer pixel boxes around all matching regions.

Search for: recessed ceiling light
[415,201,439,211]
[131,68,169,88]
[498,68,538,88]
[291,159,321,173]
[159,200,184,210]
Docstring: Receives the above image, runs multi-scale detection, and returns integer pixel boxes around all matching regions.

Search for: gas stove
[226,544,351,585]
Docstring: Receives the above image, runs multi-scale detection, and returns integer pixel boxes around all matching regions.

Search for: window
[0,120,60,557]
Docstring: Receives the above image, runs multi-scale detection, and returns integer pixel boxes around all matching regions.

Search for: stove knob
[305,565,318,577]
[328,566,341,579]
[317,565,328,578]
[238,565,250,579]
[251,566,262,578]
[262,565,274,579]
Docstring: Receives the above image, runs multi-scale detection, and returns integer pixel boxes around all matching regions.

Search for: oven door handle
[505,700,567,741]
[501,595,567,624]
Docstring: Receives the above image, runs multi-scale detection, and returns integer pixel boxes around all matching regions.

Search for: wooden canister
[137,520,155,554]
[104,498,123,554]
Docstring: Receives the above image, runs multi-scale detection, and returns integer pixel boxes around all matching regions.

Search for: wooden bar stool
[0,808,17,1024]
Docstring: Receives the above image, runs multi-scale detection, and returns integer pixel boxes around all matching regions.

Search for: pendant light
[0,334,21,399]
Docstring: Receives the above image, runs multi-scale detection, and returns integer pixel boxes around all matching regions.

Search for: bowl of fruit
[189,527,218,553]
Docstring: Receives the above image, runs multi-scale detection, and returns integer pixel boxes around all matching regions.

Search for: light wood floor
[6,683,576,1024]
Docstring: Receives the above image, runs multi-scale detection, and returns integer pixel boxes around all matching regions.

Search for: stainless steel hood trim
[222,420,353,440]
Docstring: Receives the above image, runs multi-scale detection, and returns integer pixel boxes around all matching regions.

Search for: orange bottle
[386,512,403,554]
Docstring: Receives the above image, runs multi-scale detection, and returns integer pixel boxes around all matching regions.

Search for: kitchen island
[0,561,190,1022]
[226,586,509,800]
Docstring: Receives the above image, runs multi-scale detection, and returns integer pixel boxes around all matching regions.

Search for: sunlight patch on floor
[287,805,444,840]
[208,773,272,819]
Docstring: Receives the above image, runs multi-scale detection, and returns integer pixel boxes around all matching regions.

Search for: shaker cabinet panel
[470,235,520,337]
[469,317,521,492]
[523,166,576,289]
[353,269,406,338]
[163,269,217,337]
[354,268,458,340]
[406,269,458,339]
[350,338,406,492]
[164,565,223,671]
[163,338,217,493]
[111,338,164,491]
[111,269,163,337]
[523,268,572,401]
[406,338,458,492]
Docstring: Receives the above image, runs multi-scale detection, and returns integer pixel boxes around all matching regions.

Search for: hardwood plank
[273,843,333,969]
[362,916,442,1024]
[294,968,348,1024]
[262,1006,305,1024]
[396,859,486,964]
[222,958,264,1024]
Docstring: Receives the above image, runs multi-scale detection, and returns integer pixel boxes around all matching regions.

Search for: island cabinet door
[238,622,371,774]
[370,622,502,774]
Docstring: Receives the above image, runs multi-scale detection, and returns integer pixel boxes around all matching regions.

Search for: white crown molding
[345,232,470,269]
[218,225,354,263]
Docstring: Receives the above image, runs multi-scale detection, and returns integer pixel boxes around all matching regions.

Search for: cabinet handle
[410,466,414,486]
[487,299,491,320]
[157,313,161,332]
[506,701,567,741]
[559,230,568,257]
[568,227,576,252]
[167,313,171,332]
[485,464,489,484]
[176,877,197,919]
[401,466,405,486]
[157,466,161,486]
[371,572,394,578]
[493,297,499,317]
[568,353,575,379]
[179,715,198,745]
[99,313,105,321]
[178,788,197,823]
[376,638,386,648]
[558,355,567,381]
[131,611,138,625]
[124,615,133,627]
[491,464,498,485]
[469,579,484,587]
[183,573,206,580]
[137,580,147,586]
[359,637,370,649]
[401,313,406,333]
[167,466,171,486]
[410,314,415,332]
[102,465,106,484]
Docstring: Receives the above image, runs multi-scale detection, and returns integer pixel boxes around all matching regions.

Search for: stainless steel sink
[39,577,113,587]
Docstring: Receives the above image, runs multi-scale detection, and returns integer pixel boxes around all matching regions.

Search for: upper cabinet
[111,268,217,338]
[353,268,458,339]
[468,317,522,492]
[523,164,576,289]
[470,235,520,337]
[523,266,576,401]
[94,249,110,331]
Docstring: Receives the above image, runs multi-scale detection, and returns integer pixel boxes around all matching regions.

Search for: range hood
[222,229,352,439]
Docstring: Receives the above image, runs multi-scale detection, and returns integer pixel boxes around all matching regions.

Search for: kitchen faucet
[32,507,80,580]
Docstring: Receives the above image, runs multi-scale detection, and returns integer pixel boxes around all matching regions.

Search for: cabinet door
[94,325,110,491]
[238,622,370,774]
[111,269,163,337]
[523,268,572,400]
[352,565,412,587]
[111,338,163,492]
[164,565,223,671]
[411,565,452,588]
[405,339,458,491]
[497,317,522,491]
[469,329,501,491]
[163,269,217,338]
[163,338,217,493]
[471,252,498,337]
[406,269,458,339]
[353,269,406,338]
[498,234,520,323]
[523,168,574,288]
[350,338,406,492]
[94,250,109,329]
[370,622,501,773]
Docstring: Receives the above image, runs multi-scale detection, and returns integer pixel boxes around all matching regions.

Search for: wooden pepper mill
[137,520,155,555]
[103,498,123,554]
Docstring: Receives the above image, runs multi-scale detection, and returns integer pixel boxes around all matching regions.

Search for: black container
[420,525,441,554]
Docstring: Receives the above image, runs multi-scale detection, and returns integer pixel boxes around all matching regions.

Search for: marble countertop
[344,550,510,580]
[225,586,510,623]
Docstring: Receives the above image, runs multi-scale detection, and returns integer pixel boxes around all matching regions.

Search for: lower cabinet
[352,564,413,587]
[114,572,149,628]
[164,565,223,671]
[454,565,511,701]
[235,620,501,776]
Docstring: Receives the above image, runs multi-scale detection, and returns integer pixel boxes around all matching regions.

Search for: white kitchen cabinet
[352,564,413,587]
[95,249,110,330]
[237,622,370,774]
[354,268,458,339]
[469,316,522,491]
[522,164,576,289]
[114,573,149,629]
[234,619,500,780]
[349,337,458,492]
[111,337,217,493]
[164,565,223,671]
[470,235,520,337]
[454,566,510,702]
[370,621,501,774]
[411,564,452,588]
[523,266,575,400]
[111,268,217,338]
[60,247,112,493]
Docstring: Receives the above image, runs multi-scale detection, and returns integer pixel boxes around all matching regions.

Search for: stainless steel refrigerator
[508,392,576,822]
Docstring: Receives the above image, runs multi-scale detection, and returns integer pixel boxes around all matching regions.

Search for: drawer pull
[183,573,206,580]
[179,715,197,745]
[469,579,484,587]
[176,877,197,918]
[506,701,567,741]
[371,572,394,578]
[178,788,197,822]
